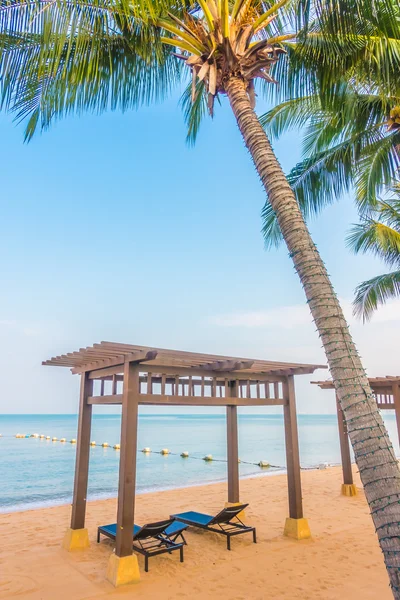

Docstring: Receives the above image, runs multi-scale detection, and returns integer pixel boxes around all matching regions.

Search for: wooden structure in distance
[313,377,400,496]
[44,341,325,585]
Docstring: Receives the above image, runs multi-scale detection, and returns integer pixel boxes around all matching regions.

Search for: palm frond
[261,143,352,248]
[379,198,400,230]
[261,201,282,248]
[259,94,320,139]
[356,131,400,210]
[0,0,183,138]
[353,270,400,322]
[347,220,400,268]
[180,78,207,144]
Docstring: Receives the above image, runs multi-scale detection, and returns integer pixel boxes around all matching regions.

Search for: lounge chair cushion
[165,520,190,536]
[171,511,214,526]
[99,523,140,537]
[99,520,188,539]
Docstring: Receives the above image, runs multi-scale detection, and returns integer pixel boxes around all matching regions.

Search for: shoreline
[0,464,290,515]
[0,465,390,599]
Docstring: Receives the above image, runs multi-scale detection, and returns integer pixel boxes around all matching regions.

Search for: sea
[1,413,399,513]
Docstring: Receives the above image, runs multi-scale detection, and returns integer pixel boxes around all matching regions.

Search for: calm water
[0,413,398,513]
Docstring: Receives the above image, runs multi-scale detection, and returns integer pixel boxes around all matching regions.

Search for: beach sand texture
[0,466,391,600]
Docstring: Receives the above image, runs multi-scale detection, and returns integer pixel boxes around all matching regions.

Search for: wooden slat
[137,394,285,407]
[87,364,291,384]
[71,350,158,375]
[87,394,286,407]
[135,365,285,382]
[97,342,326,373]
[91,373,235,387]
[313,377,400,393]
[147,372,152,395]
[88,394,122,405]
[200,360,254,372]
[88,365,125,379]
[112,374,117,395]
[271,366,313,376]
[99,342,296,365]
[44,340,326,376]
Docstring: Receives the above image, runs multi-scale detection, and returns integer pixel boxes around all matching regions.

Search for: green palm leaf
[356,134,400,210]
[179,78,208,144]
[348,189,400,320]
[0,0,183,139]
[353,271,400,321]
[347,195,400,268]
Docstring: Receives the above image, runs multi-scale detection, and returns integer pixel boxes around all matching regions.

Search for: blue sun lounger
[171,503,256,550]
[97,519,188,572]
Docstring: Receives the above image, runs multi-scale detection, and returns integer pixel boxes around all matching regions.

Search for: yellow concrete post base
[342,483,358,497]
[284,517,311,540]
[106,553,140,587]
[224,501,246,521]
[62,528,90,551]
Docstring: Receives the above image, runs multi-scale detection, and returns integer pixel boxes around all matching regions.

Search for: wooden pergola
[43,341,325,586]
[313,377,400,497]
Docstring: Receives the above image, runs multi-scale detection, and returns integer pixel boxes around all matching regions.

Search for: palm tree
[2,0,400,594]
[347,185,400,321]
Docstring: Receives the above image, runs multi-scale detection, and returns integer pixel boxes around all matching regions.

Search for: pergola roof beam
[43,341,326,377]
[199,360,254,372]
[70,350,158,375]
[312,376,400,390]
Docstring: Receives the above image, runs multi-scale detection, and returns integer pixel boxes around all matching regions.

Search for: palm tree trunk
[226,75,400,598]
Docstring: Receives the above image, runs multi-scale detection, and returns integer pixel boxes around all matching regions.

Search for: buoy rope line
[7,434,345,471]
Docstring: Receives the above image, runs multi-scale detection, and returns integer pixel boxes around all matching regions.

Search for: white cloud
[365,299,400,323]
[204,297,400,414]
[0,319,40,337]
[208,304,312,329]
[208,297,400,330]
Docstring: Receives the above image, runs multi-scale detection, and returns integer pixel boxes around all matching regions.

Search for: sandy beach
[0,466,391,600]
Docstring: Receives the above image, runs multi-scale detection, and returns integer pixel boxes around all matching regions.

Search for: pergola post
[107,360,140,587]
[226,381,240,504]
[283,375,311,540]
[62,371,93,551]
[392,383,400,448]
[336,392,357,496]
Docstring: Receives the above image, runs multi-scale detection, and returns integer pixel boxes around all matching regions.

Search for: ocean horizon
[1,412,399,514]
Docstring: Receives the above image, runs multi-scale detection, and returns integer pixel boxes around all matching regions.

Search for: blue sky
[1,86,399,415]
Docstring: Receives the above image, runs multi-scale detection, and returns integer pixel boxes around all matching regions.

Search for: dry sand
[0,466,392,600]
